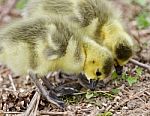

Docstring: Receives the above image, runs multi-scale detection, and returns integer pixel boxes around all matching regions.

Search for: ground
[0,0,150,116]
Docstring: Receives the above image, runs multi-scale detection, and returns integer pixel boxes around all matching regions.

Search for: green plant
[86,91,95,99]
[126,76,138,86]
[16,0,28,10]
[136,13,150,29]
[111,71,118,80]
[124,67,143,86]
[112,67,143,86]
[135,67,143,76]
[85,91,99,99]
[111,88,120,95]
[97,112,113,116]
[133,0,147,6]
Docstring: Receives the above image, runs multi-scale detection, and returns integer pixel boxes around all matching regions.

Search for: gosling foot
[29,71,64,109]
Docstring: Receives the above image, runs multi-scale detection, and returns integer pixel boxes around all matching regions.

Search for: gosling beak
[114,65,123,75]
[78,74,98,90]
[89,79,99,91]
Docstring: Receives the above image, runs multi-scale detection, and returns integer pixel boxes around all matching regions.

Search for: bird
[24,0,134,75]
[0,16,113,107]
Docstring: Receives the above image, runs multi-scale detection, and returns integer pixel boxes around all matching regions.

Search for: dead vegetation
[0,0,150,116]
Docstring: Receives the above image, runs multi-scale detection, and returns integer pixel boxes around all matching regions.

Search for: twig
[73,90,114,98]
[23,91,39,116]
[3,111,68,115]
[137,28,150,37]
[8,74,16,91]
[72,90,109,95]
[112,88,149,110]
[33,93,40,116]
[129,59,150,73]
[4,111,22,114]
[144,91,150,96]
[141,103,150,110]
[105,105,113,111]
[112,98,129,110]
[39,111,68,116]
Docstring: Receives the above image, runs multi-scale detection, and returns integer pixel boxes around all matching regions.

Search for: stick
[39,111,68,116]
[4,111,22,114]
[72,90,113,98]
[112,88,149,110]
[33,93,40,116]
[4,111,68,115]
[8,74,16,91]
[23,91,39,116]
[129,59,150,73]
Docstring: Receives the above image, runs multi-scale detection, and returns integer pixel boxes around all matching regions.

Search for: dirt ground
[0,0,150,116]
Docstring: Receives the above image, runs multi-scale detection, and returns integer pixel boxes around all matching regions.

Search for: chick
[72,0,134,72]
[79,0,134,75]
[0,16,113,86]
[24,0,134,75]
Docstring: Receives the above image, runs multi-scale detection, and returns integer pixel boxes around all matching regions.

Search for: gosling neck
[100,20,124,40]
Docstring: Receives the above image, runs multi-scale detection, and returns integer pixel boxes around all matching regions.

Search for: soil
[0,0,149,116]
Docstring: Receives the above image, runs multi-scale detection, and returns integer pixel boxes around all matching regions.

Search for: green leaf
[111,88,120,95]
[127,76,138,86]
[136,13,150,29]
[111,71,118,79]
[121,72,127,80]
[85,92,94,99]
[135,67,143,76]
[101,112,113,116]
[134,0,147,6]
[16,0,28,10]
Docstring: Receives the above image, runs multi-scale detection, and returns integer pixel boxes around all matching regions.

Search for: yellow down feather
[24,0,134,68]
[0,16,113,80]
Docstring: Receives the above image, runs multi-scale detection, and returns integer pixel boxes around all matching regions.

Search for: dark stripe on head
[103,57,113,77]
[115,43,132,61]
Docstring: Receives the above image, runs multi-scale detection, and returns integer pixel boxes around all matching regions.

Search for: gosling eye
[92,60,95,64]
[96,69,102,76]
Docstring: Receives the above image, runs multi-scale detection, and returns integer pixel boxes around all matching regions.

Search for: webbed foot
[55,82,82,96]
[29,71,64,109]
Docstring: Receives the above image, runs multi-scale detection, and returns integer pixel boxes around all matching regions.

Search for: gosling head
[100,20,134,75]
[112,33,134,75]
[83,44,113,81]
